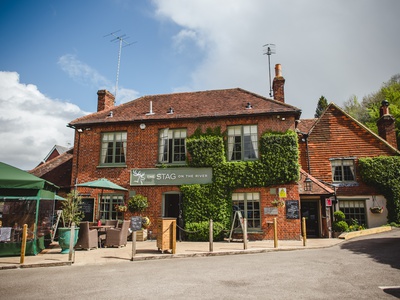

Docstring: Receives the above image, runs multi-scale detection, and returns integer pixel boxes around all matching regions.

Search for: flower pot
[58,227,80,254]
[370,207,383,214]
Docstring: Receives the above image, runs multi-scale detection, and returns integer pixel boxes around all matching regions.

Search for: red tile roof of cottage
[69,88,301,126]
[298,169,334,195]
[306,103,399,154]
[296,118,317,133]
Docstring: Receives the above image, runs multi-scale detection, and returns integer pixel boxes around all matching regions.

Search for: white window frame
[227,125,258,161]
[330,158,356,183]
[100,132,127,165]
[158,128,187,164]
[232,192,261,231]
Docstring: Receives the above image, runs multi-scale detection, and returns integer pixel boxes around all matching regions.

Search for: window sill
[97,164,128,168]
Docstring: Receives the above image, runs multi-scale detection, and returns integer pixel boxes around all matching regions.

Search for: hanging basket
[370,207,383,214]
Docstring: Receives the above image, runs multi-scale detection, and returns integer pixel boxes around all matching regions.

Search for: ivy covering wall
[359,156,400,223]
[181,129,300,233]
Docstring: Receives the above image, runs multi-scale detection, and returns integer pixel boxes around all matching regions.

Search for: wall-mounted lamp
[245,102,253,109]
[304,177,312,191]
[77,128,83,133]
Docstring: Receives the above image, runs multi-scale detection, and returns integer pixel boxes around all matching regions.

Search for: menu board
[81,198,94,222]
[130,216,142,231]
[286,200,300,219]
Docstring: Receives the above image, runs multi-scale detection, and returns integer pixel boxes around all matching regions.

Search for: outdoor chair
[104,220,130,248]
[75,221,98,250]
[105,219,118,228]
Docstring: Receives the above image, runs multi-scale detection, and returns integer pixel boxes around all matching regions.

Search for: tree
[343,95,369,124]
[314,96,328,118]
[343,74,400,149]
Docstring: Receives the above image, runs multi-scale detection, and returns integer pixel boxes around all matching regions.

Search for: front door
[301,200,319,237]
[163,193,182,240]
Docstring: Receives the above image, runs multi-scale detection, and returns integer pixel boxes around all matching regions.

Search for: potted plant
[332,210,348,238]
[370,206,384,214]
[272,198,285,208]
[58,191,84,254]
[127,194,149,241]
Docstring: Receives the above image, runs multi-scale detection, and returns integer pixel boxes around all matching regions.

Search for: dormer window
[330,158,356,182]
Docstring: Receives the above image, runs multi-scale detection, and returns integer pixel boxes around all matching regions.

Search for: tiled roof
[30,150,73,178]
[297,118,317,134]
[298,169,334,195]
[69,88,301,126]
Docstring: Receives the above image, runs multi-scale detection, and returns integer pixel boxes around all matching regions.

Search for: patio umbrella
[76,178,128,191]
[76,178,128,220]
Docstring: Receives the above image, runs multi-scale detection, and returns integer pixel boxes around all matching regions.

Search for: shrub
[333,220,349,232]
[333,210,346,222]
[185,221,225,241]
[127,194,148,213]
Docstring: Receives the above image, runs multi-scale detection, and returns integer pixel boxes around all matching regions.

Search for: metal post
[302,217,307,246]
[68,223,75,262]
[243,218,248,250]
[209,219,213,252]
[131,231,137,260]
[274,217,278,248]
[20,224,28,264]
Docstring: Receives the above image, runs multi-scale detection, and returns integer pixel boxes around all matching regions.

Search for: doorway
[301,200,320,237]
[163,193,183,240]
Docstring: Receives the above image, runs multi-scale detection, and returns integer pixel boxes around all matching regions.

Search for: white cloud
[58,54,110,89]
[0,71,87,170]
[152,0,400,118]
[58,53,139,106]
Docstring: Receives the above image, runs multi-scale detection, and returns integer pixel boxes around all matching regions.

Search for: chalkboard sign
[130,216,142,231]
[286,200,300,219]
[80,198,94,222]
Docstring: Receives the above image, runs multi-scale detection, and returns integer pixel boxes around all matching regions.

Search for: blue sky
[1,0,400,170]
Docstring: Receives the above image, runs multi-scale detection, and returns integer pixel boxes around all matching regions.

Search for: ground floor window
[339,199,366,226]
[232,192,261,230]
[99,194,125,221]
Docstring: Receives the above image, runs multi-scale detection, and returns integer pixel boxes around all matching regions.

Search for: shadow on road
[340,229,400,270]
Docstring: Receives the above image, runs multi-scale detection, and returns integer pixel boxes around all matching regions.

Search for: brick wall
[72,113,299,239]
[300,105,398,196]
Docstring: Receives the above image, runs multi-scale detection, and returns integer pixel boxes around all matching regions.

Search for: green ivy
[181,128,300,234]
[359,156,400,223]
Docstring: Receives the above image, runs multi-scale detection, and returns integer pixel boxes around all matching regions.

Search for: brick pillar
[272,64,285,103]
[97,90,115,112]
[377,100,397,148]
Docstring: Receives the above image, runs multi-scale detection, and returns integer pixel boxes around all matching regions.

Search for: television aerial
[263,44,276,97]
[104,30,136,101]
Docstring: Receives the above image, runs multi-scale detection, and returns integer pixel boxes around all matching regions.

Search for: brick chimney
[272,64,285,103]
[97,90,115,112]
[377,100,397,148]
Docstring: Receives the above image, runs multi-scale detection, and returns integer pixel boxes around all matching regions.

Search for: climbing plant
[359,156,400,223]
[181,128,300,231]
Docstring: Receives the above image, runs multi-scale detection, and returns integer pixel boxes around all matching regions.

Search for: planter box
[136,229,147,241]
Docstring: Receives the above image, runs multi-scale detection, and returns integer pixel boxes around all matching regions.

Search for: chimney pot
[97,90,115,112]
[272,63,285,103]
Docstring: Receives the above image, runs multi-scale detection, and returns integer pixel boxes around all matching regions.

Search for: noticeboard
[286,200,300,219]
[130,216,142,231]
[80,198,94,222]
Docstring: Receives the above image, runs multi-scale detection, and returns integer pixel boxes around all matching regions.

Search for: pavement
[0,226,393,270]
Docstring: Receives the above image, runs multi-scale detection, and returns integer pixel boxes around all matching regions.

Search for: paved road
[0,230,399,299]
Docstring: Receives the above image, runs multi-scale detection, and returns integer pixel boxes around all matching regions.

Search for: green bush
[127,194,148,213]
[185,221,225,241]
[333,220,349,232]
[333,210,346,222]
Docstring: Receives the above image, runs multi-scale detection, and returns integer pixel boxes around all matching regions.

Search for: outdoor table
[90,225,112,248]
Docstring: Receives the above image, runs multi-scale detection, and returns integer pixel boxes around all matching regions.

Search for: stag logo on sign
[131,170,146,185]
